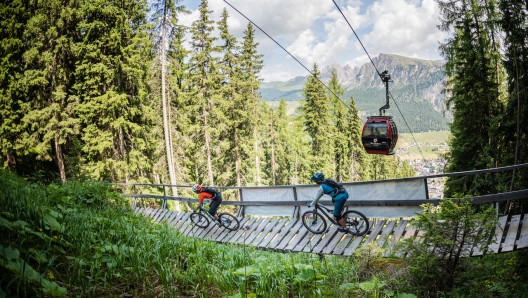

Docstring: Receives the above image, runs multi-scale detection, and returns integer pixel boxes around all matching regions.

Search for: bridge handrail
[122,188,528,207]
[120,163,528,190]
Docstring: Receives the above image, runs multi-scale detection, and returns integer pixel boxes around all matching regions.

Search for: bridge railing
[116,163,528,219]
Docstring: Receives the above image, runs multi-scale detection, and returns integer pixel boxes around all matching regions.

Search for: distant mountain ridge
[260,54,450,133]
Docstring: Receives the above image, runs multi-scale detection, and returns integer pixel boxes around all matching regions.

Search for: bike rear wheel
[302,210,327,234]
[343,210,369,236]
[190,212,209,228]
[218,213,240,231]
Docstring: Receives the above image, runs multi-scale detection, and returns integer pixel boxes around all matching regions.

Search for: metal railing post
[292,187,300,219]
[162,185,167,209]
[424,178,430,200]
[236,188,245,218]
[132,184,137,209]
[491,172,499,217]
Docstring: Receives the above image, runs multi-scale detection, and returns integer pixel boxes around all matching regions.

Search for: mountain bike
[302,203,369,235]
[190,206,240,231]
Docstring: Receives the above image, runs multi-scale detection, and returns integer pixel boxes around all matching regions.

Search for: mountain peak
[261,53,447,115]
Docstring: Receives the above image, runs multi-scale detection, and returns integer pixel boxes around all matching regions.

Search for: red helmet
[192,184,202,193]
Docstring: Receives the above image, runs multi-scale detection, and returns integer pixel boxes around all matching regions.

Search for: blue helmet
[310,172,324,182]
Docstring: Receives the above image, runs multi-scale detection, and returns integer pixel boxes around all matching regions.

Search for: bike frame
[312,203,345,224]
[197,206,217,221]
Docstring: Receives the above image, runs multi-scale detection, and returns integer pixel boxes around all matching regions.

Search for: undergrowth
[1,168,527,297]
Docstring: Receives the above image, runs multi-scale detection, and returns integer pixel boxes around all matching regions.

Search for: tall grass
[2,168,526,297]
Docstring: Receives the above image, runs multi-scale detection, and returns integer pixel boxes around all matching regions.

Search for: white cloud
[362,0,448,59]
[345,54,370,69]
[179,0,448,81]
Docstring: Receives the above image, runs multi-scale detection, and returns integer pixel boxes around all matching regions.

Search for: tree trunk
[54,136,66,182]
[270,111,276,185]
[254,128,261,185]
[118,126,129,184]
[161,6,179,210]
[204,109,214,186]
[235,130,241,186]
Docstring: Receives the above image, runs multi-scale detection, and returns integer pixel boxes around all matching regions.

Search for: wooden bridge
[134,206,528,257]
[121,164,528,256]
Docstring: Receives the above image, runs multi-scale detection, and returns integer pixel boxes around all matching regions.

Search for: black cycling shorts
[208,194,222,216]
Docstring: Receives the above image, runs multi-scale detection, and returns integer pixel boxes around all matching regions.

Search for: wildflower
[53,236,58,239]
[244,225,251,230]
[47,271,54,280]
[40,229,43,232]
[179,248,182,251]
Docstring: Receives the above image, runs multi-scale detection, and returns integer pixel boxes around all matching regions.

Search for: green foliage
[401,197,498,294]
[302,64,335,175]
[438,0,504,197]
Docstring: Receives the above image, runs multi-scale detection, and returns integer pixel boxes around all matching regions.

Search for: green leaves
[233,265,261,276]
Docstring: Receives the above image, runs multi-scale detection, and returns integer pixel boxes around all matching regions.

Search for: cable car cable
[388,91,426,161]
[332,0,427,162]
[331,0,382,79]
[223,0,355,115]
[224,1,344,106]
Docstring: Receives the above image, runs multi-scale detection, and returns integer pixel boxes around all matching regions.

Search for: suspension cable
[331,0,382,79]
[223,0,353,111]
[332,0,426,162]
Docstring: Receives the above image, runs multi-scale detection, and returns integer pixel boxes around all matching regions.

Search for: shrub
[401,197,497,294]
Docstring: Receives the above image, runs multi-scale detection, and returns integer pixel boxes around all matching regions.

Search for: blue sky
[178,0,448,82]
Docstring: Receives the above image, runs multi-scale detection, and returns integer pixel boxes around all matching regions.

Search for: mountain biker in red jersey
[192,184,222,225]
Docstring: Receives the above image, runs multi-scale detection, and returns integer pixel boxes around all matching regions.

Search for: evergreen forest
[0,0,415,189]
[2,0,528,297]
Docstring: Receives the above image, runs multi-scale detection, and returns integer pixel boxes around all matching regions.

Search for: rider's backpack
[323,178,346,197]
[201,187,220,200]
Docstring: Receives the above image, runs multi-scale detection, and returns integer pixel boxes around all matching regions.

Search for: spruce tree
[438,0,503,196]
[20,0,79,182]
[239,22,264,185]
[166,26,192,185]
[75,0,155,183]
[345,95,369,181]
[0,0,28,172]
[187,0,222,185]
[498,0,528,211]
[268,100,292,185]
[302,64,333,175]
[328,70,348,181]
[151,0,188,207]
[217,8,243,186]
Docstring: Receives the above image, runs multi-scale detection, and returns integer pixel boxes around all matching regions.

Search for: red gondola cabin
[361,116,398,155]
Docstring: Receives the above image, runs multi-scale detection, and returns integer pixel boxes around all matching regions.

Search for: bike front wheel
[302,210,327,234]
[190,212,209,228]
[218,213,240,231]
[343,210,369,236]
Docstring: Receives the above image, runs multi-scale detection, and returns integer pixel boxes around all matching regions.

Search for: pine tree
[438,0,503,196]
[498,0,528,211]
[345,95,369,181]
[265,100,292,185]
[0,0,28,172]
[151,0,188,207]
[217,8,243,186]
[328,70,348,181]
[20,0,80,182]
[302,64,334,175]
[187,0,222,185]
[287,115,313,184]
[75,0,155,183]
[239,22,264,185]
[167,26,192,185]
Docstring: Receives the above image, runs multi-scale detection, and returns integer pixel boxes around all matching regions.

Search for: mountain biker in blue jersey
[308,172,350,233]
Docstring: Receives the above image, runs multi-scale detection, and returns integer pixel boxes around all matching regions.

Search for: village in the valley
[395,141,449,199]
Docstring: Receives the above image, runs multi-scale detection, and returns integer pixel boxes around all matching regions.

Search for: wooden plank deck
[136,210,526,257]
